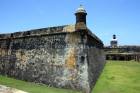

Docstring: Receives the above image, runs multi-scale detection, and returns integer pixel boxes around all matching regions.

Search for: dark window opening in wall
[112,56,117,60]
[106,56,109,60]
[119,56,125,60]
[11,33,13,37]
[0,35,2,38]
[27,31,30,35]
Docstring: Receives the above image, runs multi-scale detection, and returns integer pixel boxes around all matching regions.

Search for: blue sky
[0,0,140,46]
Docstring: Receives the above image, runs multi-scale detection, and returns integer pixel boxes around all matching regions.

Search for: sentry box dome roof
[76,5,86,13]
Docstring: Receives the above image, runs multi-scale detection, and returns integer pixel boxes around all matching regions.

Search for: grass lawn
[0,75,80,93]
[0,60,140,93]
[92,60,140,93]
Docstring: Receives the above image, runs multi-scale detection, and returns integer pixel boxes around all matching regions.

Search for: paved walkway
[0,85,28,93]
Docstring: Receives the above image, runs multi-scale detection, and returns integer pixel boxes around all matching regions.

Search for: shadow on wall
[106,56,132,61]
[112,56,117,60]
[106,56,109,60]
[118,57,125,60]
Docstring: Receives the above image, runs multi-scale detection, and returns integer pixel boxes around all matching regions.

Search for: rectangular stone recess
[0,25,106,93]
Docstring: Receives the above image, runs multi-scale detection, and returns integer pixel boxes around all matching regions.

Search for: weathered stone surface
[0,24,106,93]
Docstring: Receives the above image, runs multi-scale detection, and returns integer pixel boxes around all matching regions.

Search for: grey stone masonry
[0,23,106,93]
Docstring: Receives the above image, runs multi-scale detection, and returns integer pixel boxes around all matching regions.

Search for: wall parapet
[0,23,103,44]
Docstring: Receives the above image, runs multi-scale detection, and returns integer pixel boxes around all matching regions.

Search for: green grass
[129,59,135,61]
[0,60,140,93]
[121,52,129,54]
[0,75,80,93]
[92,60,140,93]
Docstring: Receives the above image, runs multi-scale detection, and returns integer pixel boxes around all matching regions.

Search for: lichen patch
[2,50,5,55]
[67,74,74,80]
[1,43,5,48]
[75,22,87,30]
[22,56,28,61]
[47,29,50,31]
[67,77,71,80]
[66,33,79,45]
[21,61,26,66]
[65,48,75,69]
[63,25,75,32]
[71,74,74,78]
[1,50,6,56]
[16,53,21,58]
[25,52,28,56]
[9,43,12,50]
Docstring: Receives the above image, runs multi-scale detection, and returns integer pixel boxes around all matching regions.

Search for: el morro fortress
[0,5,106,93]
[104,35,140,61]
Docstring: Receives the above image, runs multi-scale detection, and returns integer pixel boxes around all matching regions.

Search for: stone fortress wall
[104,45,140,53]
[104,45,140,61]
[0,5,106,93]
